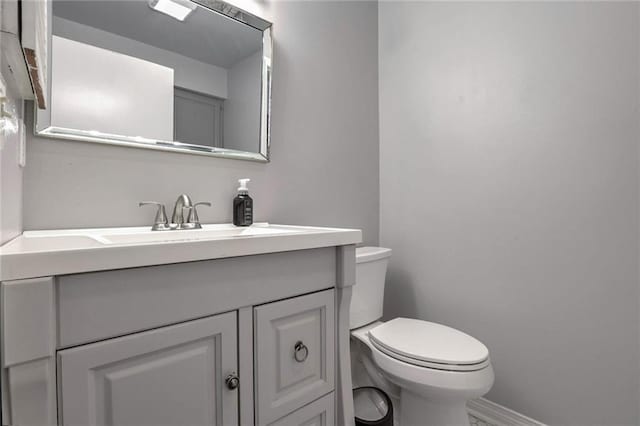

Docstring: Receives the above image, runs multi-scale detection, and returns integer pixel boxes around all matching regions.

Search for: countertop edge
[0,229,362,281]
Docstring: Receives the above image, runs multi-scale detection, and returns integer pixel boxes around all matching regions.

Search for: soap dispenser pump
[233,178,253,227]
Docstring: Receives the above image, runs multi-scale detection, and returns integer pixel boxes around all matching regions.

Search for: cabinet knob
[293,341,309,363]
[225,373,239,390]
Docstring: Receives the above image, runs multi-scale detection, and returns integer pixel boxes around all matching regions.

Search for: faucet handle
[186,202,211,229]
[139,201,170,231]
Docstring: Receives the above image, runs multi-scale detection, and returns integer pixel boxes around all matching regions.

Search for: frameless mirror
[36,0,272,161]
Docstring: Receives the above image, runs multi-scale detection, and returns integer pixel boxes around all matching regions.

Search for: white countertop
[0,223,362,281]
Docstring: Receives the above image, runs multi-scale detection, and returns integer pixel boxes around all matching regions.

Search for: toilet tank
[350,247,392,329]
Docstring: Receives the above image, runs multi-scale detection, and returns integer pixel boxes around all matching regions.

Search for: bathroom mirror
[35,0,272,162]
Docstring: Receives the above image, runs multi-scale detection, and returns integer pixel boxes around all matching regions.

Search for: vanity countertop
[0,223,362,281]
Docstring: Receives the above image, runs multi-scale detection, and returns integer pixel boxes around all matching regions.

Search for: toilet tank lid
[356,247,392,264]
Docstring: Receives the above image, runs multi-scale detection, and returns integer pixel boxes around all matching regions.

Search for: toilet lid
[368,318,489,366]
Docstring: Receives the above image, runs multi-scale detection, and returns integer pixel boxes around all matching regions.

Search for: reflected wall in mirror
[36,0,272,161]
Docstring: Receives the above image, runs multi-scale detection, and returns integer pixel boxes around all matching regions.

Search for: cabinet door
[254,290,335,425]
[58,312,238,426]
[269,394,335,426]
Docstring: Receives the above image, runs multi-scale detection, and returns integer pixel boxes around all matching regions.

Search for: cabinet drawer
[57,248,335,348]
[254,290,335,425]
[269,393,335,426]
[58,311,238,426]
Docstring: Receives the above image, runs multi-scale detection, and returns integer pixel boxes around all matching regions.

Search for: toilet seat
[368,318,490,372]
[351,321,494,405]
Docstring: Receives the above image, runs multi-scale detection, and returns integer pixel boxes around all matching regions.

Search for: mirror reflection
[37,0,272,161]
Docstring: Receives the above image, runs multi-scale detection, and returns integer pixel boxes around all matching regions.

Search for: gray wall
[24,1,379,245]
[224,49,261,152]
[379,2,639,425]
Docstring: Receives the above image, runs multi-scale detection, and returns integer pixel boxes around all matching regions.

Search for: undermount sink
[95,223,302,245]
[18,223,303,247]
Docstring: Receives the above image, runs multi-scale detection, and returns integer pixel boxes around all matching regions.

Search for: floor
[469,414,498,426]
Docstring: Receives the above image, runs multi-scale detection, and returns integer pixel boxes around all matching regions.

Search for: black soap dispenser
[233,178,253,227]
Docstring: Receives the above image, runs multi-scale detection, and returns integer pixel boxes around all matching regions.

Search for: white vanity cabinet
[1,241,358,426]
[58,312,239,426]
[254,290,335,425]
[270,394,335,426]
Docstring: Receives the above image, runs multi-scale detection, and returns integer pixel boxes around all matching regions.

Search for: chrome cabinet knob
[225,373,239,390]
[293,341,309,363]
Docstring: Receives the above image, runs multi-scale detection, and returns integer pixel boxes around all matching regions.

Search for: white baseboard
[467,398,546,426]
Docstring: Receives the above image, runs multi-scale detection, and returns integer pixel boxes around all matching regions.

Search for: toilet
[350,247,494,426]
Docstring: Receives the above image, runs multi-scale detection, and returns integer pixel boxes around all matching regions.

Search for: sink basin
[16,223,304,248]
[95,223,302,245]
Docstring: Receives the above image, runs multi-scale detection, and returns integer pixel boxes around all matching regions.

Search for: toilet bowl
[350,247,494,426]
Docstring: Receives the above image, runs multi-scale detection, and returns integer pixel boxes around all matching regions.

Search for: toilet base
[400,389,470,426]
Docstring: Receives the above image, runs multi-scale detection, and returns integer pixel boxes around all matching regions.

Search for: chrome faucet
[171,194,193,227]
[139,194,211,231]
